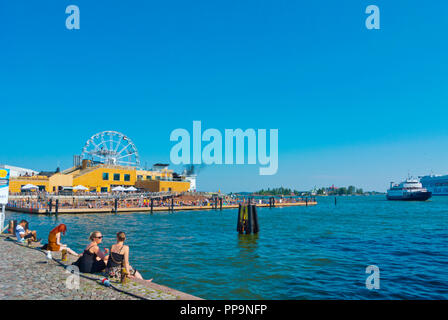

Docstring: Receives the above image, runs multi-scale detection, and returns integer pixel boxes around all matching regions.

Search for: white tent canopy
[73,185,88,191]
[21,184,39,190]
[125,186,137,192]
[111,186,126,192]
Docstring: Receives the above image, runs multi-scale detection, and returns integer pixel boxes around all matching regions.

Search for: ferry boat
[419,175,448,196]
[386,179,432,201]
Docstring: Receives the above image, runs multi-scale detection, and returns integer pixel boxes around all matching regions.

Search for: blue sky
[1,1,447,192]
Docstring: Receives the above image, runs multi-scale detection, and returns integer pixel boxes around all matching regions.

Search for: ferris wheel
[81,131,140,167]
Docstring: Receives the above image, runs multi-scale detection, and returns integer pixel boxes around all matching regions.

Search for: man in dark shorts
[15,220,38,243]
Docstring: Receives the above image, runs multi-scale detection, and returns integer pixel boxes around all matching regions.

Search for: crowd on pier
[6,193,315,212]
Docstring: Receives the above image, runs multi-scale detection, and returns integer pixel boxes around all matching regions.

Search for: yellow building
[9,176,49,193]
[9,162,190,193]
[49,173,73,192]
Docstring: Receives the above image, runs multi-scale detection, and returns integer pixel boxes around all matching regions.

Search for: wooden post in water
[171,196,174,212]
[237,204,242,233]
[219,197,223,210]
[150,198,153,213]
[246,204,252,234]
[55,199,59,215]
[251,204,259,234]
[114,198,118,214]
[237,204,260,235]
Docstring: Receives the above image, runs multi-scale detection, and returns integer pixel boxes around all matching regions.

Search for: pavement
[0,235,201,300]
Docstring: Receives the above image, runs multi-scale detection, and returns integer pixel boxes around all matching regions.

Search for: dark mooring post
[305,197,308,207]
[114,198,118,214]
[49,199,53,213]
[171,196,174,212]
[237,204,259,235]
[150,198,154,213]
[246,205,252,234]
[334,197,337,206]
[251,205,259,234]
[219,197,223,210]
[237,204,242,233]
[55,199,59,215]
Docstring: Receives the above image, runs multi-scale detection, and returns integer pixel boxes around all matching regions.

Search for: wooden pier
[6,200,317,214]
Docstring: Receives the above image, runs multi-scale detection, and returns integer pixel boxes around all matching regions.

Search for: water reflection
[237,233,259,248]
[237,233,259,260]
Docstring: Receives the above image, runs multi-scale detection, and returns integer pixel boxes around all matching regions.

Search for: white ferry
[419,175,448,196]
[386,179,432,201]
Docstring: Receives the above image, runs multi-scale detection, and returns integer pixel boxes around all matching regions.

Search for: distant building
[153,163,169,171]
[184,174,197,192]
[0,165,39,178]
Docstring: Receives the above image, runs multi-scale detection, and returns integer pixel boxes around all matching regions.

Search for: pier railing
[6,192,316,213]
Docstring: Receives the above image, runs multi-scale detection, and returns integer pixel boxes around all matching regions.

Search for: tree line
[255,187,302,196]
[254,186,368,196]
[316,186,364,195]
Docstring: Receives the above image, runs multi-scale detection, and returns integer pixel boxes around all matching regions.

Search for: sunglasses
[95,236,103,239]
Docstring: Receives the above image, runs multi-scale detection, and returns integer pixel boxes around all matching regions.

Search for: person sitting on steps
[47,224,78,256]
[74,231,108,273]
[106,231,152,282]
[15,220,39,243]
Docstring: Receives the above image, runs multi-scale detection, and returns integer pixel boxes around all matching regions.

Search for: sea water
[6,195,448,299]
